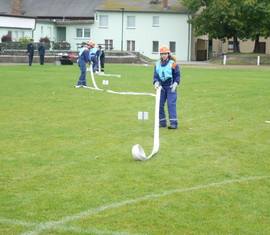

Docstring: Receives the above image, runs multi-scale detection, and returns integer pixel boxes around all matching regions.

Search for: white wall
[92,11,190,60]
[0,16,36,29]
[34,22,56,42]
[0,27,33,41]
[64,23,92,51]
[0,16,36,42]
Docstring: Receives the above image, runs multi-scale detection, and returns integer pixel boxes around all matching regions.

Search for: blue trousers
[159,86,178,127]
[28,53,34,66]
[77,59,87,86]
[90,55,98,72]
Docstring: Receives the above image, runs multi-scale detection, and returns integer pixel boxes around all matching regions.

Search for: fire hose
[86,64,161,161]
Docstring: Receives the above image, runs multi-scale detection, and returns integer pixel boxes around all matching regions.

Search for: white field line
[0,218,140,235]
[18,175,270,235]
[0,218,37,227]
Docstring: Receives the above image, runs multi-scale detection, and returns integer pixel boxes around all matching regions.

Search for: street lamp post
[120,8,124,51]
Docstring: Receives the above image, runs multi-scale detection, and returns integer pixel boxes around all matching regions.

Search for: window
[84,29,90,38]
[127,40,135,51]
[76,29,82,37]
[41,26,44,36]
[153,16,159,27]
[152,41,159,53]
[76,28,91,38]
[169,41,176,53]
[127,16,135,28]
[19,31,24,39]
[105,39,113,50]
[100,15,108,27]
[228,41,234,50]
[13,31,18,41]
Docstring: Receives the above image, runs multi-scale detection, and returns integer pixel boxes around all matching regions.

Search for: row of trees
[182,0,270,53]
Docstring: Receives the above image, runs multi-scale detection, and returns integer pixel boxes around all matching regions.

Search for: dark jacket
[38,44,46,56]
[27,43,35,54]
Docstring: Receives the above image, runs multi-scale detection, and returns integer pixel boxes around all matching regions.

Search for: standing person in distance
[74,42,91,88]
[153,45,181,129]
[88,41,98,73]
[27,39,35,66]
[38,40,46,65]
[97,45,105,74]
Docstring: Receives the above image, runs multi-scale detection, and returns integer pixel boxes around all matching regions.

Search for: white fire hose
[97,57,121,77]
[87,64,160,161]
[132,86,161,161]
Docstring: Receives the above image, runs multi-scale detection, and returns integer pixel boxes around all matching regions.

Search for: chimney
[164,0,168,9]
[11,0,23,15]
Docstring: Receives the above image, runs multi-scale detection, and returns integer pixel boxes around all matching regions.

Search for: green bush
[40,37,50,43]
[19,36,31,43]
[53,41,70,50]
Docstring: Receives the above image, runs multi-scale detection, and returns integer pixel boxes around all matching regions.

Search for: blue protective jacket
[153,59,180,86]
[79,48,90,62]
[90,48,98,56]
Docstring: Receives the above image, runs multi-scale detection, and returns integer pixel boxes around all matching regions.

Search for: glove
[170,82,178,93]
[154,82,160,89]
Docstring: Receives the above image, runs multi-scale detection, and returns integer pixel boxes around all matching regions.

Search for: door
[127,40,135,51]
[57,27,66,41]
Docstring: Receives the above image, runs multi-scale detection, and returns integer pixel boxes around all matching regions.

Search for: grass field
[0,63,269,234]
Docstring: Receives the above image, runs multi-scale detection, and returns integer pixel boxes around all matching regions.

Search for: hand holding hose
[154,81,160,89]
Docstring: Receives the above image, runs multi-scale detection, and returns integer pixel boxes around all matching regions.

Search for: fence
[222,55,270,65]
[0,42,70,52]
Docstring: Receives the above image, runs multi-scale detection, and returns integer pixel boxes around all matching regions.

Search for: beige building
[191,36,270,61]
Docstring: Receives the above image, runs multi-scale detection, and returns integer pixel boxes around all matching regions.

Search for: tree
[182,0,270,53]
[182,0,244,52]
[240,0,270,53]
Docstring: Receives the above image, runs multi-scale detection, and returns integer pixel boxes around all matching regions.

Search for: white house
[0,14,36,41]
[0,0,192,61]
[91,0,191,61]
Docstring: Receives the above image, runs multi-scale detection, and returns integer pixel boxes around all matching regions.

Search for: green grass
[0,63,270,234]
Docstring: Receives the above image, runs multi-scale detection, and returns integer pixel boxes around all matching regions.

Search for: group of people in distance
[74,41,105,88]
[75,43,181,130]
[27,39,46,66]
[27,38,180,130]
[27,39,105,73]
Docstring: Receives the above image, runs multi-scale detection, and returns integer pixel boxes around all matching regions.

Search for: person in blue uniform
[153,45,181,129]
[98,45,105,73]
[74,43,91,88]
[27,39,35,66]
[88,41,98,73]
[38,40,46,65]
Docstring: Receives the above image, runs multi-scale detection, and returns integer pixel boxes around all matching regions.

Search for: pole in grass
[102,80,109,85]
[138,111,148,125]
[257,56,260,66]
[223,55,227,65]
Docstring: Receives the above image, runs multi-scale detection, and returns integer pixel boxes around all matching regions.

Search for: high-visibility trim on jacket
[90,47,98,55]
[79,47,89,56]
